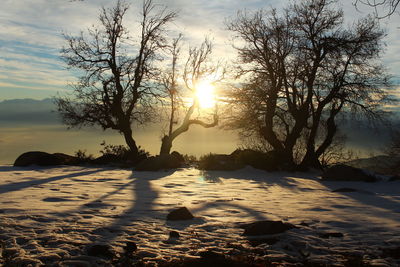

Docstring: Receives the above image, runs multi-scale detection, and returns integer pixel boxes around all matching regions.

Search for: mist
[0,98,392,164]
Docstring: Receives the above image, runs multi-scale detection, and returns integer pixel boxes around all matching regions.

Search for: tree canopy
[227,0,391,169]
[354,0,400,18]
[55,0,176,159]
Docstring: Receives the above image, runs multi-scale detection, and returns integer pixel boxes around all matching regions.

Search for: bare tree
[159,38,222,155]
[354,0,400,18]
[55,0,176,160]
[159,35,182,155]
[227,0,390,169]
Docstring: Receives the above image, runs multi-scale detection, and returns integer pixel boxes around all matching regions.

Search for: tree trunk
[300,150,322,170]
[316,115,337,158]
[301,104,341,169]
[263,93,284,153]
[158,99,218,156]
[160,135,173,155]
[122,128,139,156]
[300,108,323,170]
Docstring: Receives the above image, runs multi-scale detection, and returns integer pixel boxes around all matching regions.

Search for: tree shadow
[47,168,286,244]
[200,167,319,191]
[9,166,338,251]
[187,169,313,223]
[47,170,177,243]
[84,168,288,244]
[0,165,17,172]
[0,165,70,172]
[9,166,396,258]
[0,168,105,194]
[322,180,400,219]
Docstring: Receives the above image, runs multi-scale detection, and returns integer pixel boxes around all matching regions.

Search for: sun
[195,80,216,109]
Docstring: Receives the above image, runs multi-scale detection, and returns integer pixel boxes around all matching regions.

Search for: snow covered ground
[0,165,399,266]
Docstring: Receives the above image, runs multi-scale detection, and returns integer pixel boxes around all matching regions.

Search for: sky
[0,0,399,101]
[0,0,398,163]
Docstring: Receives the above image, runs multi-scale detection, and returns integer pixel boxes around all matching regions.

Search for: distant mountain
[346,155,400,174]
[0,98,60,125]
[0,98,395,155]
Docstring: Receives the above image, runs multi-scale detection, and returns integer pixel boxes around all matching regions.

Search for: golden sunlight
[195,80,216,109]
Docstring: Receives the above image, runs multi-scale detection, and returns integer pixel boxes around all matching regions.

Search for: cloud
[0,0,399,100]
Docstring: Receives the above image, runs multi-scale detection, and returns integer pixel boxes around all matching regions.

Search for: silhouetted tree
[159,38,222,155]
[354,0,400,18]
[55,0,176,160]
[227,0,390,169]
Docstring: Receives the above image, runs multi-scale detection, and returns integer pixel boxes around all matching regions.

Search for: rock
[322,164,377,182]
[344,254,366,267]
[248,237,279,246]
[65,255,107,263]
[198,154,242,171]
[242,220,296,236]
[332,187,358,192]
[136,250,159,258]
[124,241,137,254]
[14,151,62,166]
[86,244,114,259]
[60,260,92,267]
[169,231,180,238]
[91,154,121,165]
[198,149,292,171]
[53,153,80,165]
[14,151,79,167]
[3,247,21,258]
[171,151,185,163]
[381,246,400,259]
[135,154,183,171]
[319,232,344,238]
[198,250,225,260]
[231,149,287,171]
[167,207,194,221]
[389,175,400,181]
[167,255,254,267]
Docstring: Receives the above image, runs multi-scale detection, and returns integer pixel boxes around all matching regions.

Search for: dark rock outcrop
[14,151,79,167]
[159,253,254,267]
[91,154,121,165]
[319,232,344,238]
[322,164,377,182]
[198,250,225,261]
[231,149,287,171]
[242,220,296,236]
[248,237,279,246]
[86,244,114,259]
[198,149,290,171]
[124,241,137,254]
[135,154,183,171]
[53,153,80,165]
[170,151,185,163]
[169,231,180,238]
[198,154,243,171]
[167,207,194,221]
[381,246,400,259]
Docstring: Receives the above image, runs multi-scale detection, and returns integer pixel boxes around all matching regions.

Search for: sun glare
[195,80,216,109]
